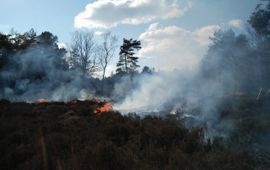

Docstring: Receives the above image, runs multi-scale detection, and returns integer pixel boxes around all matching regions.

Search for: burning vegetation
[36,98,49,104]
[1,0,270,169]
[94,102,113,114]
[0,100,256,170]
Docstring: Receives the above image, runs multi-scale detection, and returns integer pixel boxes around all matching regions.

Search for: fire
[94,102,113,114]
[36,98,49,104]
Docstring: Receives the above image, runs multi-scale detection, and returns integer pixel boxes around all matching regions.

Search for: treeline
[201,0,270,96]
[0,29,154,100]
[1,0,270,100]
[0,30,67,70]
[0,31,74,100]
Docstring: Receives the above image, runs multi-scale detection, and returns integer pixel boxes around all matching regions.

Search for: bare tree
[70,30,97,76]
[97,32,117,95]
[98,32,117,81]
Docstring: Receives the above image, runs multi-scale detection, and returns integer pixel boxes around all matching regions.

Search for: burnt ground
[0,100,256,170]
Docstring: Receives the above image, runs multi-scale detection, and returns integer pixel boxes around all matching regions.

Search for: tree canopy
[116,38,141,74]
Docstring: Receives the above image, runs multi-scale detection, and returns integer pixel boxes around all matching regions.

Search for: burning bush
[94,102,113,114]
[0,100,256,170]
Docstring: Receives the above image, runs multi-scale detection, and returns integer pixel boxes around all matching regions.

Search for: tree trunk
[102,68,106,95]
[124,55,128,73]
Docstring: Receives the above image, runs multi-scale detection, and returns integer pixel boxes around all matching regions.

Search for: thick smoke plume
[0,32,96,101]
[113,65,230,138]
[0,2,270,160]
[112,3,270,163]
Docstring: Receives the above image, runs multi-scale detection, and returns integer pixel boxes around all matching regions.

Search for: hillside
[0,100,255,170]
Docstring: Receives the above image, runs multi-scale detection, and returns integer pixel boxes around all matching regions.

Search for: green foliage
[201,0,270,96]
[142,66,153,74]
[0,29,37,69]
[249,0,270,37]
[0,30,70,98]
[116,38,141,74]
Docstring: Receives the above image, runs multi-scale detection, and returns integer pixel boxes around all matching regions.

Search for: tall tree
[37,31,57,46]
[201,30,251,93]
[116,38,141,74]
[249,0,270,37]
[97,32,117,95]
[70,30,97,76]
[248,0,270,90]
[0,29,37,69]
[98,32,117,81]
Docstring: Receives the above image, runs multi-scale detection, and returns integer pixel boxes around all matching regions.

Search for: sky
[0,0,261,73]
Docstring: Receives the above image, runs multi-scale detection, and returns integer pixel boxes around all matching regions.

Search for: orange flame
[94,102,113,114]
[37,98,49,104]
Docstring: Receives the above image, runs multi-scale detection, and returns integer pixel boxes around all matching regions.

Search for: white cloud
[194,25,221,45]
[94,31,104,36]
[57,42,68,49]
[228,19,243,28]
[138,23,220,71]
[74,0,191,29]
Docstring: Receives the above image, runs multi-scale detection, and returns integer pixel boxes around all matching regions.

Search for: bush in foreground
[0,100,254,170]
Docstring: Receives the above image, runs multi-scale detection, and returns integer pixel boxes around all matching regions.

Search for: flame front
[94,102,113,114]
[37,98,49,104]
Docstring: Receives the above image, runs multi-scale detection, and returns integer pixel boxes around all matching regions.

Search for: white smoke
[0,44,95,102]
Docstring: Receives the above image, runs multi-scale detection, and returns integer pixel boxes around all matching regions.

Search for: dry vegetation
[0,100,255,170]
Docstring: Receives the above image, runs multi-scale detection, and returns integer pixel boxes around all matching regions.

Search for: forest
[1,2,270,102]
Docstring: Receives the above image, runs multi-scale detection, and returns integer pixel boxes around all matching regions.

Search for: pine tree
[116,38,141,74]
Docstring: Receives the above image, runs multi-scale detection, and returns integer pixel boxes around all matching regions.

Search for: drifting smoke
[112,3,270,161]
[113,67,231,138]
[0,1,269,167]
[113,28,270,142]
[0,1,269,148]
[0,41,95,102]
[112,26,232,138]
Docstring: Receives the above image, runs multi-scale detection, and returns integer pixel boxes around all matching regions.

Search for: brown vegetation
[0,100,255,170]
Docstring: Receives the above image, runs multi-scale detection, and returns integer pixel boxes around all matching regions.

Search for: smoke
[1,1,269,166]
[112,25,233,138]
[112,17,270,166]
[113,67,232,138]
[114,71,192,111]
[0,44,96,102]
[113,26,270,142]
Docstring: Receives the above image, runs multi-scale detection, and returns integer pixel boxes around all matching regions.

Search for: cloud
[228,19,243,28]
[138,23,220,71]
[74,0,191,29]
[94,31,104,36]
[57,42,68,49]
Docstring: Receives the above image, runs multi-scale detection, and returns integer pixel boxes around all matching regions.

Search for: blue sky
[0,0,261,72]
[0,0,88,42]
